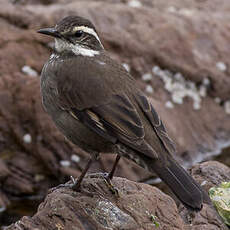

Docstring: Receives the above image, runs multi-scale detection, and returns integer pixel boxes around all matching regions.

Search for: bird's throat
[54,38,100,57]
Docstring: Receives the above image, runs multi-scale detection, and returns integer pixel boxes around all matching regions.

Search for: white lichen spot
[97,60,106,65]
[145,85,154,94]
[153,66,207,110]
[202,77,210,86]
[174,72,184,81]
[178,8,194,17]
[128,0,142,8]
[224,100,230,114]
[167,6,177,13]
[152,66,161,75]
[122,63,130,72]
[193,101,201,110]
[214,97,221,104]
[60,160,71,167]
[23,133,32,144]
[142,73,152,81]
[172,92,183,104]
[216,62,227,72]
[22,65,38,77]
[199,85,207,97]
[71,154,80,163]
[201,180,207,186]
[165,101,174,109]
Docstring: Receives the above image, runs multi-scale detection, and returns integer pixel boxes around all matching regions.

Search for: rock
[5,176,185,230]
[190,161,230,190]
[178,161,230,230]
[5,168,229,230]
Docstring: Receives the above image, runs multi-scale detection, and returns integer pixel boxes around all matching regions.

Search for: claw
[103,173,119,197]
[48,176,79,194]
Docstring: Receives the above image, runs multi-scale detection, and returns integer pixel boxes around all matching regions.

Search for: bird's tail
[148,155,210,210]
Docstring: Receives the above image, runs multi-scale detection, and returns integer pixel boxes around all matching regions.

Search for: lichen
[150,214,160,228]
[209,182,230,226]
[152,65,211,110]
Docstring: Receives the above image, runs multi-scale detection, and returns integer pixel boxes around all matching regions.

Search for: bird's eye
[75,30,83,38]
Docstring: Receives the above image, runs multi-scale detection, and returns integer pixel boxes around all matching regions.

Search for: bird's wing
[70,93,158,159]
[52,55,169,159]
[135,94,176,154]
[54,55,135,110]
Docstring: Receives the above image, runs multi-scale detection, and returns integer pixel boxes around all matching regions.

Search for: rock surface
[0,0,230,228]
[6,176,185,230]
[5,160,230,230]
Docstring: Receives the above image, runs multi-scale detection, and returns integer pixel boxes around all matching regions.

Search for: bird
[38,15,210,210]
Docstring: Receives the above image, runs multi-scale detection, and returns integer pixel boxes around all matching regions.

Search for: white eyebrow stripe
[73,26,104,48]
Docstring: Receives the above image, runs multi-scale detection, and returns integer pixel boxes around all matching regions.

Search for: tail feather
[150,156,210,210]
[121,145,211,210]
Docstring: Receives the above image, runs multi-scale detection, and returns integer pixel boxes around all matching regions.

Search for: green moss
[150,215,160,227]
[209,181,230,226]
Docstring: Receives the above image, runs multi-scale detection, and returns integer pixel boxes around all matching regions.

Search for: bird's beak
[37,27,61,38]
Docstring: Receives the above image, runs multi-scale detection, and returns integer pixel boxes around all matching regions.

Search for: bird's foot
[103,173,119,197]
[48,176,79,194]
[87,172,119,196]
[48,173,119,196]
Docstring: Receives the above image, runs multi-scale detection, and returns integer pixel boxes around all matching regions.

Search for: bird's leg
[107,154,121,180]
[72,152,99,191]
[103,155,121,196]
[48,152,99,193]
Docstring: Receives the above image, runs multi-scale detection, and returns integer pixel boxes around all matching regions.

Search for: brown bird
[38,16,209,210]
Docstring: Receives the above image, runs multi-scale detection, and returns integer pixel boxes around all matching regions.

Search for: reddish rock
[178,161,230,230]
[190,161,230,193]
[3,176,189,230]
[5,168,228,230]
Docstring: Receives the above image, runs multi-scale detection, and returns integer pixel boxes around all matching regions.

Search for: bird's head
[38,16,104,56]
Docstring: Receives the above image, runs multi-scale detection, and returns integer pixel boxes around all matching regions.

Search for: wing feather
[70,94,158,159]
[136,94,176,154]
